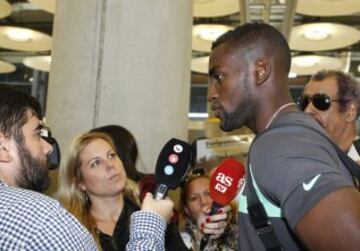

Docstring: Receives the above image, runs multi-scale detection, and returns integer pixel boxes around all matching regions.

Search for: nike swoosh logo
[303,174,322,191]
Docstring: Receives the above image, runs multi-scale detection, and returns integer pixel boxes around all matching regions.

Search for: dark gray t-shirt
[238,112,355,250]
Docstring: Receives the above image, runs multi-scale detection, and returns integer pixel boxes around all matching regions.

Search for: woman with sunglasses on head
[178,169,237,251]
[57,132,186,251]
[302,70,360,157]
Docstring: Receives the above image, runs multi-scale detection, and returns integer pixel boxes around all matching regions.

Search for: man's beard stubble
[16,142,50,192]
[220,76,253,132]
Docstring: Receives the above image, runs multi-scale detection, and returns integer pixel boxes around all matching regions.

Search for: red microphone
[200,158,245,250]
[209,157,246,213]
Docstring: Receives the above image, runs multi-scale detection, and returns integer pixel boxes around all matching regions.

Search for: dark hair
[0,85,42,142]
[90,125,144,182]
[212,22,291,74]
[310,70,360,116]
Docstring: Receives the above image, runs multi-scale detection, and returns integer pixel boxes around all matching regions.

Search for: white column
[47,0,193,173]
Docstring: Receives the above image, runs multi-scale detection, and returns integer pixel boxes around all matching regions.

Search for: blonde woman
[58,132,175,251]
[179,170,237,251]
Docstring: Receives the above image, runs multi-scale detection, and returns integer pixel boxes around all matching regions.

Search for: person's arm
[27,201,98,250]
[126,193,174,251]
[296,187,360,251]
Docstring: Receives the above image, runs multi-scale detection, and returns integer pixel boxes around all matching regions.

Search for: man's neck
[336,126,357,152]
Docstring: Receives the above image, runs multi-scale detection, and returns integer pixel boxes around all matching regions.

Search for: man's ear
[345,101,358,123]
[0,132,12,162]
[254,59,271,86]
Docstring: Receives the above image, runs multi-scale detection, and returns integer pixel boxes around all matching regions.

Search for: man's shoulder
[0,184,97,250]
[252,111,335,159]
[0,182,60,211]
[258,111,326,143]
[271,111,322,133]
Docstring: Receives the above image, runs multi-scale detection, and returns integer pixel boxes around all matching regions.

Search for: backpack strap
[246,166,284,251]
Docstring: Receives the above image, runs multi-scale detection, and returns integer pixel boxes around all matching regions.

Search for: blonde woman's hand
[141,192,174,223]
[197,204,232,239]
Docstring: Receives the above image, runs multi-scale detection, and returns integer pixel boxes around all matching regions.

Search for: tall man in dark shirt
[207,23,360,250]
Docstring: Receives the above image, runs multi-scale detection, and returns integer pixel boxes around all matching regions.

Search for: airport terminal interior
[0,0,360,192]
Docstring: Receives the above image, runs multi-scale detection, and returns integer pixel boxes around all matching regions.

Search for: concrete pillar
[47,0,193,173]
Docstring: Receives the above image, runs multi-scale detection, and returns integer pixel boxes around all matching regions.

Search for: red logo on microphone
[214,172,233,193]
[168,154,179,164]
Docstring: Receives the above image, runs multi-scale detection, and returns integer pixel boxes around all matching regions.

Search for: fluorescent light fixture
[189,112,209,118]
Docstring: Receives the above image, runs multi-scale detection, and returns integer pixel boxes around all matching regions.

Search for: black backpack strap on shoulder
[246,162,284,250]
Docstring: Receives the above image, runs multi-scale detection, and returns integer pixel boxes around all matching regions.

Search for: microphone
[153,138,192,200]
[200,157,246,250]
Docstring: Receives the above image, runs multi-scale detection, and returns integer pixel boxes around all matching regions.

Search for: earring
[82,192,90,205]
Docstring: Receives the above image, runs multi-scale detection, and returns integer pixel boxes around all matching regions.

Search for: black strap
[246,170,284,251]
[246,120,360,250]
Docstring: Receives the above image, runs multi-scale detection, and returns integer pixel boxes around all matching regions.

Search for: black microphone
[153,138,192,200]
[41,126,61,169]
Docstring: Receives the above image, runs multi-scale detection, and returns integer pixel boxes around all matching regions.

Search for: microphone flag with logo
[200,157,245,250]
[209,157,246,212]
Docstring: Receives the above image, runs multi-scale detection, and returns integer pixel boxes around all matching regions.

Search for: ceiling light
[194,0,214,3]
[195,25,231,42]
[23,56,52,72]
[193,0,239,18]
[198,28,225,41]
[189,112,209,118]
[290,55,343,76]
[288,72,297,78]
[296,0,360,16]
[290,23,360,51]
[0,26,52,51]
[6,29,32,42]
[357,64,360,73]
[192,25,232,52]
[191,56,210,74]
[0,0,12,19]
[0,59,16,74]
[294,56,317,68]
[303,27,330,41]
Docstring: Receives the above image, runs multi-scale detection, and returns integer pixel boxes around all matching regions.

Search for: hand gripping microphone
[200,157,246,250]
[153,138,192,200]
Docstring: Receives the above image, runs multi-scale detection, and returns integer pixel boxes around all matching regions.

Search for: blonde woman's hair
[57,132,140,248]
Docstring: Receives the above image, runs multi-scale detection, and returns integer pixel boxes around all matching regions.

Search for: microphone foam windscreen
[155,138,192,189]
[209,158,246,206]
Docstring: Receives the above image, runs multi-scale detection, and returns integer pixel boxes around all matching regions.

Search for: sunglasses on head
[299,93,341,111]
